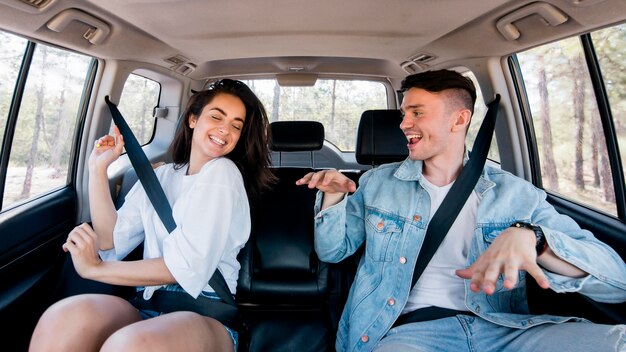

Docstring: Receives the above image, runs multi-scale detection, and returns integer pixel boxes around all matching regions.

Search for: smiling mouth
[210,135,226,146]
[406,133,422,145]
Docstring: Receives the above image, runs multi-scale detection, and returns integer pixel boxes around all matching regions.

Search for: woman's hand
[88,126,124,173]
[63,223,103,279]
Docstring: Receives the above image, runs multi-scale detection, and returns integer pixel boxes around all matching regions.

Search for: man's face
[399,88,460,162]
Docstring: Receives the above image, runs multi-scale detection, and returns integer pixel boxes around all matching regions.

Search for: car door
[512,22,626,323]
[0,30,96,349]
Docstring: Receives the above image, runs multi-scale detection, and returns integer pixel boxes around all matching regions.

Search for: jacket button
[413,214,421,221]
[361,335,369,343]
[399,256,407,264]
[388,298,395,306]
[377,221,384,230]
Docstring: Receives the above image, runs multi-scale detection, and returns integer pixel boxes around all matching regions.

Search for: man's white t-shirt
[99,157,250,299]
[401,176,479,314]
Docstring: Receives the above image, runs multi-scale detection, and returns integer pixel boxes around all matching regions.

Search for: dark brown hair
[168,79,275,202]
[401,69,477,115]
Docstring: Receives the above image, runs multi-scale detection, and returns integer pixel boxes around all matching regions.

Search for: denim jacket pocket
[365,208,404,262]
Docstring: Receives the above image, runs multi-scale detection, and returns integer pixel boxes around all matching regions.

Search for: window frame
[511,31,626,221]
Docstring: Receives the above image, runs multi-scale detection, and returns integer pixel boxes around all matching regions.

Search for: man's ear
[452,109,471,132]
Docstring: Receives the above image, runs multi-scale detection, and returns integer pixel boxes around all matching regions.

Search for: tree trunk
[330,80,337,141]
[537,59,559,190]
[572,54,585,190]
[591,126,601,187]
[271,80,280,122]
[21,48,47,198]
[50,56,70,178]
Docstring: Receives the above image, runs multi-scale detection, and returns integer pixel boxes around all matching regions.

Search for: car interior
[0,0,625,351]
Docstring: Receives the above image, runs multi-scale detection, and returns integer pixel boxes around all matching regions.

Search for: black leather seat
[356,109,408,166]
[237,121,334,351]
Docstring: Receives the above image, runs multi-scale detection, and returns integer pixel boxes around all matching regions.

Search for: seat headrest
[356,110,408,165]
[270,121,325,152]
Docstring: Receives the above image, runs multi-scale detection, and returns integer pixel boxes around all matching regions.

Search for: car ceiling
[1,0,625,82]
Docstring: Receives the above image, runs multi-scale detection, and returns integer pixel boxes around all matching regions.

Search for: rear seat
[237,121,336,351]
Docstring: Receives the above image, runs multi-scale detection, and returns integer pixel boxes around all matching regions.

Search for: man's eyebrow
[401,104,423,111]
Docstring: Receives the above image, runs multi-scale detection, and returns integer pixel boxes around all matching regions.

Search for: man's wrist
[321,192,346,210]
[511,222,548,256]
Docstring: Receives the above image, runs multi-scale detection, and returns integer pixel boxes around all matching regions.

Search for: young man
[296,69,626,352]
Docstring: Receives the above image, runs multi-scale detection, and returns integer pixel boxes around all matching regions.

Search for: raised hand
[455,226,550,295]
[63,223,102,279]
[88,125,124,173]
[296,169,357,194]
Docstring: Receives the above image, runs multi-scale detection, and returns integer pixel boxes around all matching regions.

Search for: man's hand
[296,169,357,210]
[63,223,103,279]
[455,226,550,295]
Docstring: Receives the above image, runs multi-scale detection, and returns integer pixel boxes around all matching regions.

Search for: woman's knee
[30,294,140,351]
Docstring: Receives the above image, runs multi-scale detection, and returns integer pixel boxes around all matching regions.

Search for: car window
[244,79,387,151]
[592,23,626,211]
[0,30,94,210]
[114,73,160,145]
[516,26,624,216]
[0,31,27,149]
[464,71,500,163]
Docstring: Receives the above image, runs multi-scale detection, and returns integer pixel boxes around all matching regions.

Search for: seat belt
[104,96,235,307]
[396,94,500,326]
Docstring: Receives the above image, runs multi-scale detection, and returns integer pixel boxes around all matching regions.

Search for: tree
[571,53,586,191]
[20,46,47,199]
[536,55,559,190]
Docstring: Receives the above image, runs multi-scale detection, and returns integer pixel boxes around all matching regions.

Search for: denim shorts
[137,285,238,351]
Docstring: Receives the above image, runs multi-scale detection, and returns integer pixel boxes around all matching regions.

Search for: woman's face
[189,93,246,163]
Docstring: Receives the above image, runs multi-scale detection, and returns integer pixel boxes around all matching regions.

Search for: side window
[0,32,27,149]
[516,32,618,216]
[464,71,500,163]
[115,74,160,145]
[592,24,626,212]
[0,31,94,210]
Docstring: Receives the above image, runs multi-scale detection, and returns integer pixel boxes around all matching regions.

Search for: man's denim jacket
[314,158,626,352]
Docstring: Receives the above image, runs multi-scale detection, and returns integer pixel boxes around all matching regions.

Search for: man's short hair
[400,69,477,115]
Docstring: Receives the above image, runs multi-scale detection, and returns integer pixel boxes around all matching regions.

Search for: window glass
[592,24,626,211]
[244,79,387,151]
[2,41,93,209]
[517,37,616,215]
[464,71,500,163]
[0,31,27,149]
[116,74,160,145]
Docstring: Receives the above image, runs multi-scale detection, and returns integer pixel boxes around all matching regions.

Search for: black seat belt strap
[411,94,501,288]
[104,96,235,307]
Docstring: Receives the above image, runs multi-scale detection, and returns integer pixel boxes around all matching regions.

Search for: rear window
[244,79,388,151]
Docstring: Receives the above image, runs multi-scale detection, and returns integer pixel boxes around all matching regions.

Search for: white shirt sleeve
[162,159,248,298]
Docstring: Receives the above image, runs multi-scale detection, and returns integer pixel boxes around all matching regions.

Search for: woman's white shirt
[99,157,250,299]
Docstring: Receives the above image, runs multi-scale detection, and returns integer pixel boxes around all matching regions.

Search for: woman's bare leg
[29,294,141,352]
[101,311,233,352]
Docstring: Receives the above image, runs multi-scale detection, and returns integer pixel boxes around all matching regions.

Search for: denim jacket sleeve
[531,190,626,303]
[313,170,373,263]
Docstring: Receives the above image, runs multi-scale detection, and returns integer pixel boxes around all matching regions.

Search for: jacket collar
[393,150,495,196]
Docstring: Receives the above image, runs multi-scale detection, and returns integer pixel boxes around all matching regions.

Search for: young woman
[29,79,274,352]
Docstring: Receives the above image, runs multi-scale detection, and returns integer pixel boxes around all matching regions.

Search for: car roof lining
[0,0,625,81]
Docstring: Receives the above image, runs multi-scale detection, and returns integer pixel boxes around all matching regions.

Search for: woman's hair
[169,79,275,202]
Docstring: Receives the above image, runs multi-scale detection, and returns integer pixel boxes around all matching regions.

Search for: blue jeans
[374,315,625,352]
